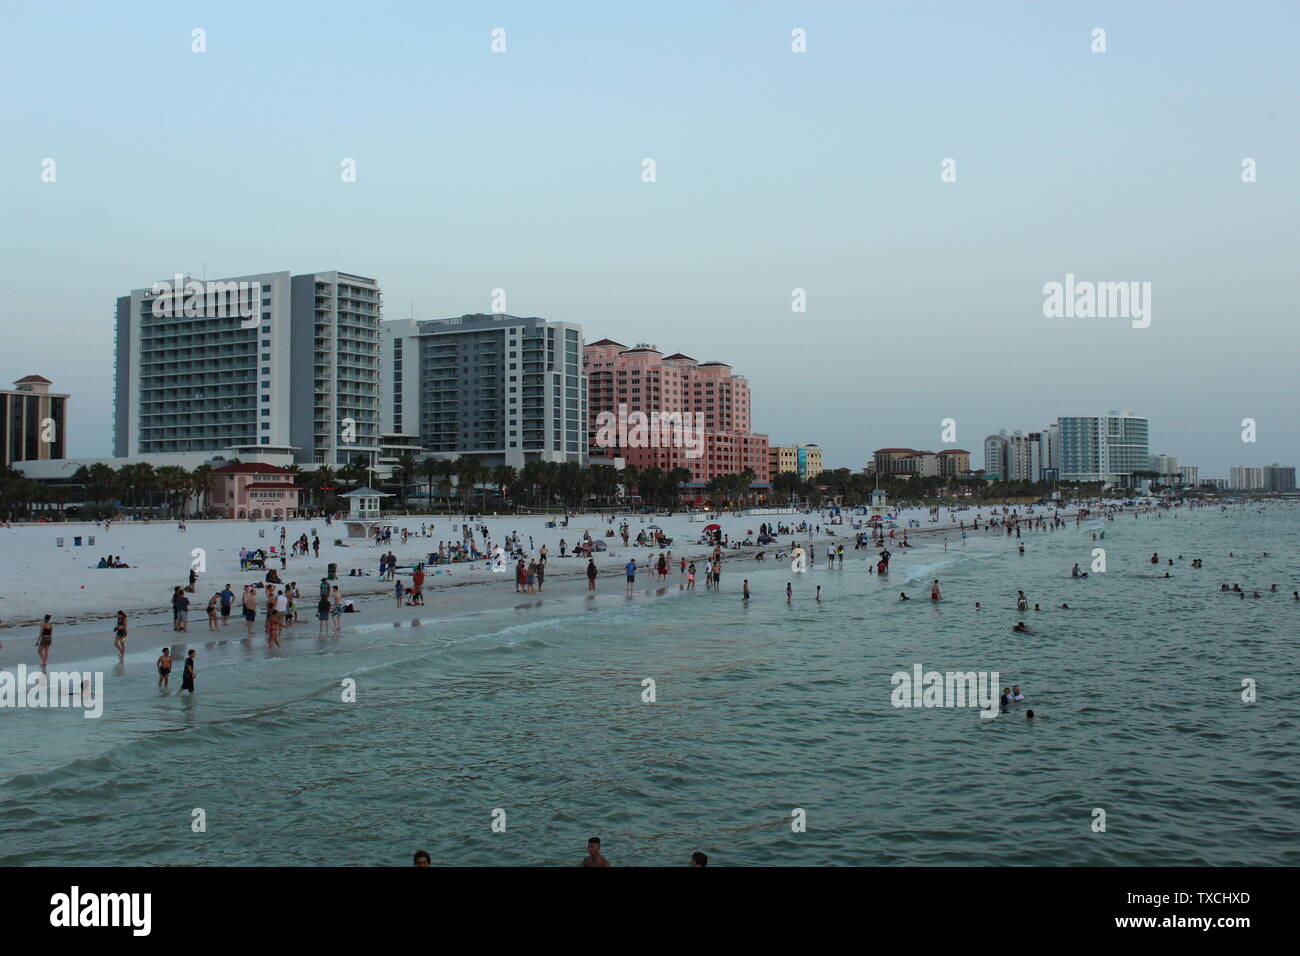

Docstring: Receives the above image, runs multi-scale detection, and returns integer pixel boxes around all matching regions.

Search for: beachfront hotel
[1058,411,1150,484]
[112,270,382,467]
[872,448,971,479]
[381,314,586,469]
[769,443,823,481]
[582,341,770,489]
[0,375,68,468]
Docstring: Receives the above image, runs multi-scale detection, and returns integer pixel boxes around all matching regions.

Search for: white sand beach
[0,502,1087,667]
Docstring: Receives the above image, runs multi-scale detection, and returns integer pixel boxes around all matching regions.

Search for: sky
[1,0,1297,475]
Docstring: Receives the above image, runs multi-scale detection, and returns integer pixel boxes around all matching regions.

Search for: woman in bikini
[113,610,127,658]
[35,615,54,667]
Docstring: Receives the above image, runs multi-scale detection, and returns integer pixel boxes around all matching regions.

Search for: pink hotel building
[582,341,770,496]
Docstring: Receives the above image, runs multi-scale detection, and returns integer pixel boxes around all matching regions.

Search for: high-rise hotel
[1058,411,1149,483]
[381,314,586,469]
[582,341,770,486]
[113,270,381,466]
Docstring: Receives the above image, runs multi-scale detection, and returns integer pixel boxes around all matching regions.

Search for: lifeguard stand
[342,487,392,539]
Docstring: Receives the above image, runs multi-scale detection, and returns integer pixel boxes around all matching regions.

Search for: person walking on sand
[156,647,172,689]
[35,615,54,667]
[113,610,127,659]
[178,649,196,695]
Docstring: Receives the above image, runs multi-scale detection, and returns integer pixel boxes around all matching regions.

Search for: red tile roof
[586,339,626,348]
[213,462,296,475]
[14,374,52,384]
[874,448,916,454]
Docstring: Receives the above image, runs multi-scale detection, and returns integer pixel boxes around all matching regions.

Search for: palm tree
[391,453,418,507]
[492,465,517,508]
[419,457,441,510]
[191,463,215,515]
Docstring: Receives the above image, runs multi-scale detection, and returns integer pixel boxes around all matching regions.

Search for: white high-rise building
[1229,466,1265,490]
[113,270,381,466]
[1058,411,1150,483]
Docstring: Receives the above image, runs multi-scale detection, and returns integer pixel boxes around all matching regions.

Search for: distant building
[982,431,1041,481]
[1058,411,1149,484]
[113,270,382,467]
[770,443,823,481]
[1,375,68,468]
[1177,465,1199,488]
[1229,466,1264,491]
[584,341,769,489]
[1263,463,1296,492]
[383,314,585,469]
[936,449,970,477]
[209,462,302,519]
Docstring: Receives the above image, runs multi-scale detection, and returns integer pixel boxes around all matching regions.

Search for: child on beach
[395,579,405,606]
[157,647,172,689]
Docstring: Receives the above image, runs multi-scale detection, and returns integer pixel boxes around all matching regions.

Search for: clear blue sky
[2,0,1297,474]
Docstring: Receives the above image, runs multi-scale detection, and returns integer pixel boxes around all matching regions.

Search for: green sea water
[1,502,1297,866]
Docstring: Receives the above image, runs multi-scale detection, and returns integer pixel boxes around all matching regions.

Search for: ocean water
[2,503,1297,866]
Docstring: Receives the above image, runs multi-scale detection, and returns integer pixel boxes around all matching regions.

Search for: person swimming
[1012,622,1030,633]
[1151,553,1159,564]
[899,592,910,601]
[1071,564,1080,577]
[1059,603,1070,609]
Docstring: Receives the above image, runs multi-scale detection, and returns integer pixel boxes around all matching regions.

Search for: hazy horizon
[3,1,1296,475]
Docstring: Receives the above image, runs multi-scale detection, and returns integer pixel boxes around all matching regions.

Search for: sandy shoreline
[0,506,1087,670]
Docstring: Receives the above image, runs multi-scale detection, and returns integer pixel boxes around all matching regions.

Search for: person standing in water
[35,615,53,667]
[177,649,197,695]
[742,579,750,602]
[113,610,127,659]
[242,586,257,638]
[586,559,598,590]
[157,647,172,690]
[930,580,941,601]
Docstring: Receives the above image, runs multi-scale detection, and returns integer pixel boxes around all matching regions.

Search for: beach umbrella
[703,523,721,531]
[646,524,664,531]
[591,540,608,551]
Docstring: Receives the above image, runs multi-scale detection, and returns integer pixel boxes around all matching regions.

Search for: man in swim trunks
[157,647,172,689]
